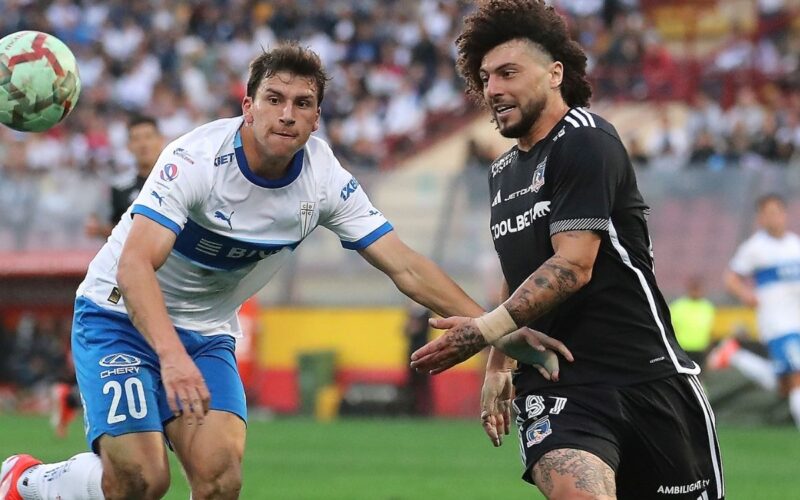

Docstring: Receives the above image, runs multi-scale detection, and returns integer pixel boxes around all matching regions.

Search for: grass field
[0,414,798,499]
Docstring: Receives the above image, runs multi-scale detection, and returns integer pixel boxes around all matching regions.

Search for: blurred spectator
[5,0,800,250]
[670,275,716,367]
[630,141,652,171]
[688,130,725,170]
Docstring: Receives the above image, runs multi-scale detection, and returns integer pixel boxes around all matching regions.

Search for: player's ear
[312,106,321,132]
[549,61,564,89]
[242,96,254,125]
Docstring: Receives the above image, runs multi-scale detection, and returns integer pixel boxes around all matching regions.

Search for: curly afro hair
[456,0,592,108]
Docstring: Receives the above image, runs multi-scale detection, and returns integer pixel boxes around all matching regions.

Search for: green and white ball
[0,31,81,132]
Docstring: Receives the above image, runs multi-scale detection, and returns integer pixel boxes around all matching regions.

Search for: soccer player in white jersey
[716,193,800,429]
[0,44,565,500]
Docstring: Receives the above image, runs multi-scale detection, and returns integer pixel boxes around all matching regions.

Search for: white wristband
[474,305,518,344]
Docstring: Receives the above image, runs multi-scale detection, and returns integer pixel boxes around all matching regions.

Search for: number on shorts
[103,378,148,424]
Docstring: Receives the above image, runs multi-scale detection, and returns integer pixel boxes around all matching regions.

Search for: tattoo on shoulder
[532,449,616,497]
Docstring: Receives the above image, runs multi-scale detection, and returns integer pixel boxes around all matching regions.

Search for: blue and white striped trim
[131,204,182,236]
[563,108,597,129]
[549,217,609,235]
[341,222,393,250]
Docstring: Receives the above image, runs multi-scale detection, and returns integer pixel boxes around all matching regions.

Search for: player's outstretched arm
[357,231,485,318]
[411,230,596,373]
[117,215,210,424]
[359,232,571,371]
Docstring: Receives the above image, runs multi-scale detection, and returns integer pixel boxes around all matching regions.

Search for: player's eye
[502,70,515,78]
[267,96,280,104]
[297,100,310,108]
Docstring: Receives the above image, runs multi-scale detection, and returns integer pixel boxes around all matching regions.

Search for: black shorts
[514,374,724,499]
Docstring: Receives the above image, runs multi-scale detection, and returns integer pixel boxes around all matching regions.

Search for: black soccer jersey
[110,174,147,224]
[488,108,697,391]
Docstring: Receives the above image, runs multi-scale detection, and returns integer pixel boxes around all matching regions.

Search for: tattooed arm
[411,230,598,373]
[504,230,600,326]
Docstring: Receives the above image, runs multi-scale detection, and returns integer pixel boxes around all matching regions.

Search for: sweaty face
[128,123,164,174]
[480,40,555,139]
[243,71,320,160]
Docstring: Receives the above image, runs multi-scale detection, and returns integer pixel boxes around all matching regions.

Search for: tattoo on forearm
[532,449,616,497]
[450,324,488,361]
[506,255,582,326]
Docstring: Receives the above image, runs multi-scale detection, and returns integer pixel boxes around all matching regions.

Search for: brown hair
[246,43,330,105]
[756,193,786,210]
[456,0,592,108]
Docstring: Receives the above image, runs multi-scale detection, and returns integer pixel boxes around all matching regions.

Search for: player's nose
[485,74,503,98]
[279,104,296,126]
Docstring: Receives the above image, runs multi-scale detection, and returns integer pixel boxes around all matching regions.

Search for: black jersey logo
[532,156,547,193]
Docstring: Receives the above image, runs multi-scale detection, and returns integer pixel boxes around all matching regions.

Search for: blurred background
[1,0,799,498]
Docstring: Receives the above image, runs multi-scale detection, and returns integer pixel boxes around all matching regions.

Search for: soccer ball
[0,31,81,132]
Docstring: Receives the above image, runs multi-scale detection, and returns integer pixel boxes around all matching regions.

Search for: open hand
[410,316,488,374]
[160,349,210,426]
[492,328,573,381]
[481,369,513,447]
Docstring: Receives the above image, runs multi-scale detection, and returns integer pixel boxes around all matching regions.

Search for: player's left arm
[358,231,484,318]
[360,232,570,370]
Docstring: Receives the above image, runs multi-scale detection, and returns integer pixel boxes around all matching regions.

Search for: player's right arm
[117,215,210,424]
[480,279,572,447]
[725,240,758,307]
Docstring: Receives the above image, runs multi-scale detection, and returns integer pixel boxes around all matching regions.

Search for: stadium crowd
[0,1,799,241]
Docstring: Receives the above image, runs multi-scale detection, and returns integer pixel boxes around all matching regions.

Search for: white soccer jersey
[78,117,392,336]
[729,230,800,341]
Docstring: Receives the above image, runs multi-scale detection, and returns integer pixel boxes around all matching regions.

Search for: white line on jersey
[607,220,701,376]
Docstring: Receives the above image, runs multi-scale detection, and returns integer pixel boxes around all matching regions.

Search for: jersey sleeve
[547,128,626,236]
[129,147,209,236]
[729,239,757,276]
[320,162,393,250]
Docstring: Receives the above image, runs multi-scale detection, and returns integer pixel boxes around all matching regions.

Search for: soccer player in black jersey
[84,115,164,239]
[411,1,724,498]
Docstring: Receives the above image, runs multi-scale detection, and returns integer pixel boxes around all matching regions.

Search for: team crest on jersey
[525,416,552,447]
[532,157,547,193]
[160,163,179,181]
[300,201,316,238]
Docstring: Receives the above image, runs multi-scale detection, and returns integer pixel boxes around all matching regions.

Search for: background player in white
[716,193,800,429]
[0,44,564,500]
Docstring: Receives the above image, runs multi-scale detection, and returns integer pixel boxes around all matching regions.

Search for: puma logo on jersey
[151,191,165,206]
[214,210,234,230]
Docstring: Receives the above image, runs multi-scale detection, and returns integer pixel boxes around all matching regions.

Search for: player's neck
[516,99,570,152]
[240,127,295,179]
[766,228,786,239]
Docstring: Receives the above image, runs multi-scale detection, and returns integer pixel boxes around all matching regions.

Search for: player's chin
[269,134,302,152]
